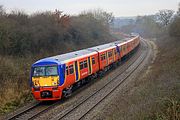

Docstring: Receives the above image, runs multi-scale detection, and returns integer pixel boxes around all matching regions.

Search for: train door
[88,57,92,75]
[106,51,108,66]
[74,61,79,81]
[116,45,120,59]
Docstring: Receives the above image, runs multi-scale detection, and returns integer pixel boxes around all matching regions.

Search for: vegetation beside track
[94,33,179,120]
[119,36,180,120]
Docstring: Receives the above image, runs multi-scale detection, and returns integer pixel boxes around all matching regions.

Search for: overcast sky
[0,0,179,17]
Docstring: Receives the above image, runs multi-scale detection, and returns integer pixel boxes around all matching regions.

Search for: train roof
[50,39,130,63]
[88,42,115,52]
[32,36,138,66]
[88,38,131,52]
[89,40,120,51]
[50,49,96,64]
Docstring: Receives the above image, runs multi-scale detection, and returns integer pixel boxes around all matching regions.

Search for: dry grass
[123,36,180,119]
[129,36,180,119]
[0,56,35,114]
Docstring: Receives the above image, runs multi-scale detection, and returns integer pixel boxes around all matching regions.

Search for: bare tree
[177,3,180,16]
[81,9,114,25]
[0,5,5,16]
[156,9,175,27]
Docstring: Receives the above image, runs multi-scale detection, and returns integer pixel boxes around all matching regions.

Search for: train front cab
[30,59,65,101]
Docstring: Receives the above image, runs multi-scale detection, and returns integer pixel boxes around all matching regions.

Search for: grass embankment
[0,56,35,114]
[145,36,180,119]
[132,36,180,119]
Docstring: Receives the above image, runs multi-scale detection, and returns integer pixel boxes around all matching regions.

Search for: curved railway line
[4,38,152,120]
[50,39,150,120]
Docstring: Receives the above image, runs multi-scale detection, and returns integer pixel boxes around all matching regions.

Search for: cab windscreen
[33,66,58,77]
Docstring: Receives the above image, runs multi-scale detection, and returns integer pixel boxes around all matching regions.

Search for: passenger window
[114,50,117,55]
[103,54,106,60]
[80,62,83,70]
[66,66,69,75]
[69,65,74,74]
[84,60,87,68]
[123,46,126,51]
[92,57,95,64]
[108,51,112,57]
[101,54,104,61]
[108,52,110,57]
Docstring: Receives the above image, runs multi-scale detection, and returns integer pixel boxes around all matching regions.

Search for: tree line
[115,7,180,38]
[0,6,114,57]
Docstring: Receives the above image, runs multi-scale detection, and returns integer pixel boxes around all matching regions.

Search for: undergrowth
[138,36,180,120]
[0,56,35,114]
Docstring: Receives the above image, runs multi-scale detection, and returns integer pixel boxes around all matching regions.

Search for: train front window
[33,67,45,76]
[46,66,58,76]
[33,66,58,76]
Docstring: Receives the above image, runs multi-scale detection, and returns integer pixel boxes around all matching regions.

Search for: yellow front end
[32,76,59,87]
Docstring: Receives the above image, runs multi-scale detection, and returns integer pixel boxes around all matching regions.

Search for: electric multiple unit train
[30,35,140,101]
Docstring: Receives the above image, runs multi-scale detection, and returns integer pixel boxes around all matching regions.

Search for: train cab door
[88,57,92,75]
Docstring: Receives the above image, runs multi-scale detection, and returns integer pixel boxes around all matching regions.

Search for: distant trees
[167,3,180,37]
[169,17,180,37]
[0,5,5,15]
[134,16,161,37]
[0,7,113,56]
[114,7,180,38]
[119,15,161,38]
[168,6,180,37]
[80,9,114,27]
[156,9,175,27]
[177,3,180,16]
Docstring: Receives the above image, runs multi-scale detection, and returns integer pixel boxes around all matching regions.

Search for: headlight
[34,86,40,91]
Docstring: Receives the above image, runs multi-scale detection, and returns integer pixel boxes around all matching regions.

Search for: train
[30,35,140,101]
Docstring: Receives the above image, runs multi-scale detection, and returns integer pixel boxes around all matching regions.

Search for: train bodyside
[62,51,99,89]
[89,44,119,70]
[116,36,140,58]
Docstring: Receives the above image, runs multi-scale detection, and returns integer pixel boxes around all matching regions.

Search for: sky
[0,0,179,17]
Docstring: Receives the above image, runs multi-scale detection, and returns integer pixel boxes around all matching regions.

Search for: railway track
[5,100,62,120]
[49,39,150,120]
[4,39,150,120]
